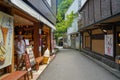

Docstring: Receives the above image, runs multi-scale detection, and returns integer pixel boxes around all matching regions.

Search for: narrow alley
[38,48,119,80]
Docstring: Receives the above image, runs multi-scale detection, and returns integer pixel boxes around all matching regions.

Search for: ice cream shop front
[0,10,14,76]
[0,0,56,78]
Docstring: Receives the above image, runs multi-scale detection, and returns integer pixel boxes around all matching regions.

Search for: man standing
[14,35,26,69]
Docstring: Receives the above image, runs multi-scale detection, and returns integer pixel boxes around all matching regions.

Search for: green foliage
[55,11,76,38]
[57,0,73,22]
[57,0,63,6]
[55,0,74,40]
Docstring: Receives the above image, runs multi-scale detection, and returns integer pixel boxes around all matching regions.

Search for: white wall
[64,0,87,48]
[68,35,71,47]
[67,17,78,35]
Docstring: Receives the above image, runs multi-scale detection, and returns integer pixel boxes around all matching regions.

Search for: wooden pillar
[90,30,92,51]
[49,28,51,53]
[113,25,116,60]
[42,25,51,53]
[80,32,83,50]
[34,22,40,58]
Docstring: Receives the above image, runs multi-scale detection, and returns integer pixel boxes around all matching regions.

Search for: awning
[10,0,56,30]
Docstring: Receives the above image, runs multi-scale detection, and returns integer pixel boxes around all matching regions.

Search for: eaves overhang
[10,0,56,30]
[79,12,120,32]
[78,0,88,13]
[22,0,56,25]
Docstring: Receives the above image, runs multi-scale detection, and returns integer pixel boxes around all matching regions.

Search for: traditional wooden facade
[0,0,56,77]
[79,0,120,69]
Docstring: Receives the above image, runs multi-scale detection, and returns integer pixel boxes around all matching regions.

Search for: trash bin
[43,48,50,64]
[115,56,120,71]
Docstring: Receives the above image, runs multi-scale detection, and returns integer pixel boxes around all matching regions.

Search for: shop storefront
[81,19,120,68]
[0,2,39,76]
[41,25,51,55]
[0,0,56,77]
[79,0,120,69]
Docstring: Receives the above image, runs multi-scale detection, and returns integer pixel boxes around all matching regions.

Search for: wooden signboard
[23,54,33,79]
[23,54,31,71]
[26,46,36,66]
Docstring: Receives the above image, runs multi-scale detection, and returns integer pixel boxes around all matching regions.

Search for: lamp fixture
[118,44,120,46]
[103,29,107,33]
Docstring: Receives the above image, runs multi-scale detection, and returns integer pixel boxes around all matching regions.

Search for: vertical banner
[0,12,13,69]
[105,34,113,57]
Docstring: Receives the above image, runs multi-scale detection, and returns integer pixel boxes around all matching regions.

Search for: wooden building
[78,0,120,69]
[0,0,56,76]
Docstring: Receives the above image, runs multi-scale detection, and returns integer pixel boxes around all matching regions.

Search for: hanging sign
[105,34,113,57]
[0,12,13,69]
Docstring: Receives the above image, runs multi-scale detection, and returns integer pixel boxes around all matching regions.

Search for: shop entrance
[41,25,51,55]
[14,14,34,68]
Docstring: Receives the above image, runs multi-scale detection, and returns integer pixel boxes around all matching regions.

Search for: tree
[57,0,73,22]
[55,0,74,41]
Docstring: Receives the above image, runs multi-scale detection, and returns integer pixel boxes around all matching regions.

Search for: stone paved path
[38,49,119,80]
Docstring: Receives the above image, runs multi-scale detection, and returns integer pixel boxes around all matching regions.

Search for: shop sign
[105,34,113,57]
[0,12,13,69]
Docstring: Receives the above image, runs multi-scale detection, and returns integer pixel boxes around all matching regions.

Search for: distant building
[64,0,81,49]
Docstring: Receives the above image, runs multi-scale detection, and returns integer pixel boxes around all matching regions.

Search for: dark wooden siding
[81,9,85,27]
[23,0,56,25]
[79,0,120,28]
[101,0,111,19]
[51,0,57,15]
[88,0,94,24]
[84,3,89,26]
[94,0,101,22]
[111,0,120,15]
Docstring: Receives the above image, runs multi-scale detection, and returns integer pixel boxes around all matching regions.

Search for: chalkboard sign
[26,46,36,66]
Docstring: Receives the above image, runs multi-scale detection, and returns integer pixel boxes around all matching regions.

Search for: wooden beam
[13,7,39,23]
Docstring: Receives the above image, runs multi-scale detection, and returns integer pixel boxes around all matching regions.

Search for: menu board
[0,12,13,69]
[26,46,36,66]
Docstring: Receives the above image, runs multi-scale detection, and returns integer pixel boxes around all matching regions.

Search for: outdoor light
[103,29,107,33]
[118,44,120,46]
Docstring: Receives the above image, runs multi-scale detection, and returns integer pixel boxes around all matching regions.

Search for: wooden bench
[1,71,28,80]
[35,56,43,70]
